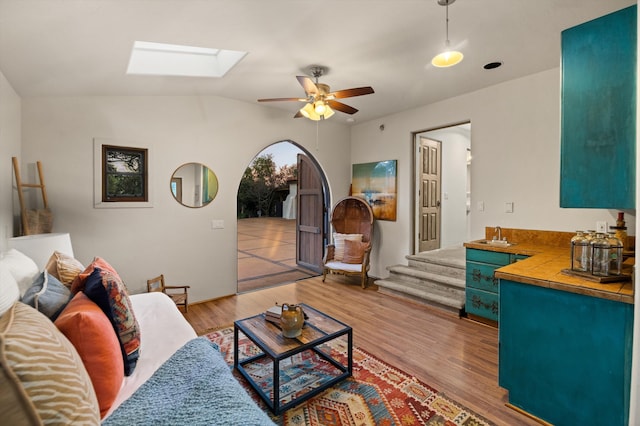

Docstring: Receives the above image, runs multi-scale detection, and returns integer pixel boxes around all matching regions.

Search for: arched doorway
[236,141,328,293]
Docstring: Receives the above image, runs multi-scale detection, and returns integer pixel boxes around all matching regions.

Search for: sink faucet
[494,226,502,241]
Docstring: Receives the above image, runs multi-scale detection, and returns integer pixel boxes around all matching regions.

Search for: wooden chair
[146,274,190,313]
[322,197,374,288]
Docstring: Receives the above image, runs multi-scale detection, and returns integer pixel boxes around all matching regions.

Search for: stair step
[375,278,465,311]
[385,265,465,290]
[407,245,466,269]
[377,245,467,314]
[406,257,465,279]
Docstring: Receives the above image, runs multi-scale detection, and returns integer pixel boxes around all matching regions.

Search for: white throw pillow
[333,233,363,261]
[0,265,20,317]
[0,249,40,297]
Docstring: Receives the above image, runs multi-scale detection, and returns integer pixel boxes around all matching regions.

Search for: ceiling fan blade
[257,97,306,102]
[293,111,304,118]
[331,86,375,99]
[328,100,358,114]
[297,76,318,96]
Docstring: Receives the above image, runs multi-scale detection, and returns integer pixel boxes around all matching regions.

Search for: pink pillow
[55,292,124,418]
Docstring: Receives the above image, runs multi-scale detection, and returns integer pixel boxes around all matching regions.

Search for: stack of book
[265,305,282,324]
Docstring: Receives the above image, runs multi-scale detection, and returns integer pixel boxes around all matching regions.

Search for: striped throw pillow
[333,233,363,261]
[0,302,100,424]
[45,251,85,288]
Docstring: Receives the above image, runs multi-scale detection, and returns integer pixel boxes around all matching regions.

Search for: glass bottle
[571,231,589,272]
[590,232,610,276]
[584,230,597,271]
[606,232,623,276]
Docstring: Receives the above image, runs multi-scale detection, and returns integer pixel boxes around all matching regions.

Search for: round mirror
[170,162,219,208]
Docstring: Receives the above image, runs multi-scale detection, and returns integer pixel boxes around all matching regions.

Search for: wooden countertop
[463,228,634,304]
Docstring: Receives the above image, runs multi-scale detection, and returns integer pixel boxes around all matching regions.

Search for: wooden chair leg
[322,268,327,282]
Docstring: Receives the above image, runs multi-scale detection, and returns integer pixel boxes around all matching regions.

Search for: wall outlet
[596,221,608,233]
[211,219,224,230]
[505,202,514,213]
[477,201,484,212]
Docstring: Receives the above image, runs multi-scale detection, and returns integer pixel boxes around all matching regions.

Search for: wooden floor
[183,275,539,426]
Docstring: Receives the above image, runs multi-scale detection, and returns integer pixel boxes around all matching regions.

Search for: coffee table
[233,303,352,414]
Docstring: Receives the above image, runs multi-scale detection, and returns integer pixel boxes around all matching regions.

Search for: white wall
[352,68,635,279]
[0,71,21,251]
[20,95,352,302]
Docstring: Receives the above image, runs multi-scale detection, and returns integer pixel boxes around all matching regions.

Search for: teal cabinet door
[466,261,500,293]
[465,249,526,325]
[499,280,633,426]
[465,287,498,321]
[560,5,636,208]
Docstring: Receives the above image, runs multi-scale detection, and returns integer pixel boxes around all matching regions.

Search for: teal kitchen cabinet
[499,279,633,426]
[465,248,527,325]
[560,5,636,208]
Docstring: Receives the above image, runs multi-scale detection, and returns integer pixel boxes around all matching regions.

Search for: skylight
[126,41,247,78]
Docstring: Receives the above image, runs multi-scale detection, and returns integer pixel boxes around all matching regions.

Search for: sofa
[0,248,274,425]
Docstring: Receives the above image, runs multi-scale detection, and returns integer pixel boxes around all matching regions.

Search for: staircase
[375,245,466,314]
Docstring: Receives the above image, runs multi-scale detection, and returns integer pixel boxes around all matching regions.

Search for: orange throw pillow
[55,292,124,418]
[70,256,121,294]
[343,239,366,264]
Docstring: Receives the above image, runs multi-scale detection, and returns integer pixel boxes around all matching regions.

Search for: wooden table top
[234,303,352,357]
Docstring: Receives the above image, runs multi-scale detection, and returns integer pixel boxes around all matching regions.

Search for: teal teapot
[280,303,304,338]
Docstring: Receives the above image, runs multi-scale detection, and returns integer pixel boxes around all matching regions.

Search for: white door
[418,136,442,252]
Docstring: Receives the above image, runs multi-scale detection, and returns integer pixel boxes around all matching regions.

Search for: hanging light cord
[445,1,451,47]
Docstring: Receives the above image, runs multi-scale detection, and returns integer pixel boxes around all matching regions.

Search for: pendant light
[431,0,463,68]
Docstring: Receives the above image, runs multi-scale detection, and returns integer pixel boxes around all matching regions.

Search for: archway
[236,140,328,293]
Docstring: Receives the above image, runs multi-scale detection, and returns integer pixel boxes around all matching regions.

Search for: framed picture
[352,160,397,221]
[93,138,153,208]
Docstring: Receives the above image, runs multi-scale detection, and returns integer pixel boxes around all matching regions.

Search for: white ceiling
[0,0,635,124]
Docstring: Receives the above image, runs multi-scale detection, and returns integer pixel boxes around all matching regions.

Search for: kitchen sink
[477,239,516,247]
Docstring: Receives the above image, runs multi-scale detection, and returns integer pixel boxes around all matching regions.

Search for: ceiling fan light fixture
[300,101,335,121]
[322,105,335,119]
[300,103,320,120]
[314,100,327,115]
[431,0,463,68]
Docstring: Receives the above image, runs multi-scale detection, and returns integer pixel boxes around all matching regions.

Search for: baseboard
[505,403,553,425]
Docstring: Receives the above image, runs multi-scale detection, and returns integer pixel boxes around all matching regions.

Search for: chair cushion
[325,260,363,273]
[0,302,100,424]
[343,239,367,264]
[46,250,85,288]
[20,272,72,321]
[76,257,141,376]
[333,233,363,261]
[55,292,124,418]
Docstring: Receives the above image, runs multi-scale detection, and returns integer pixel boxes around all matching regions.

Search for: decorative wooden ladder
[12,156,52,235]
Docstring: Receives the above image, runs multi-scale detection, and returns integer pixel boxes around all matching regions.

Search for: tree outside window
[102,145,148,202]
[237,154,296,218]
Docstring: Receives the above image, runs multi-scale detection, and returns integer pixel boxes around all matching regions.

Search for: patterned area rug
[204,327,495,426]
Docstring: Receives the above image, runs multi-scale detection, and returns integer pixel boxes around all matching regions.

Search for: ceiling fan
[257,66,374,121]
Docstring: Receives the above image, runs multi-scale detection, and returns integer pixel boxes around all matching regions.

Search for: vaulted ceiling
[0,0,635,123]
